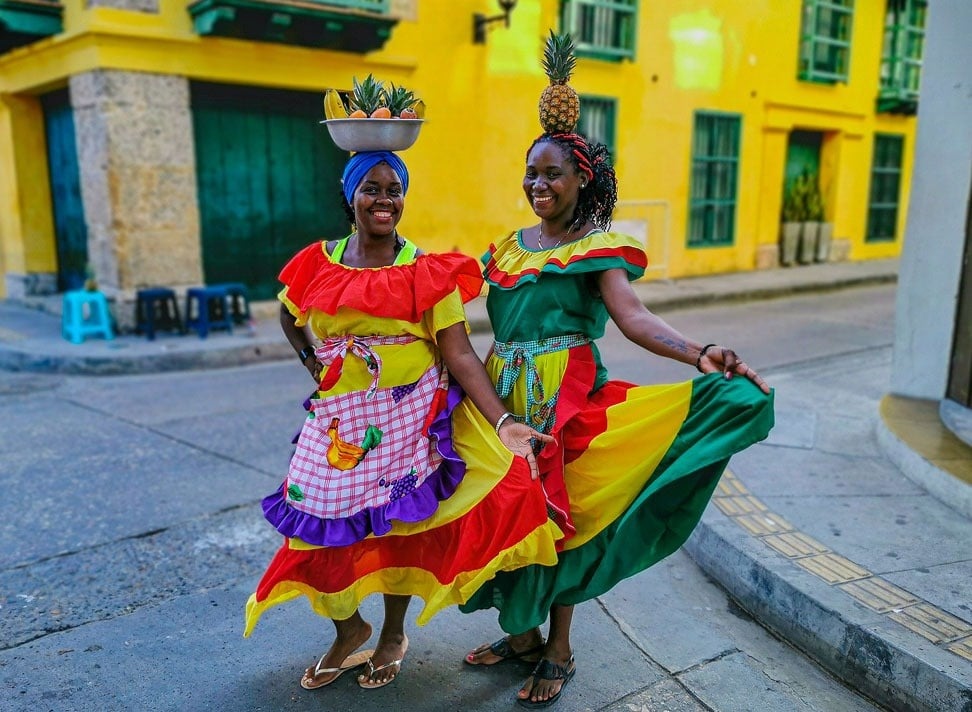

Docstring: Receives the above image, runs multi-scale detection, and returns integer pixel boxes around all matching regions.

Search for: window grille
[798,0,854,83]
[866,134,904,241]
[561,0,637,60]
[688,113,741,247]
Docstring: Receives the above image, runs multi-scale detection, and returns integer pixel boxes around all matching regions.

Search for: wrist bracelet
[298,346,315,363]
[695,343,717,373]
[494,411,514,435]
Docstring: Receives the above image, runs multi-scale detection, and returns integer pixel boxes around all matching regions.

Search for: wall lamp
[473,0,517,44]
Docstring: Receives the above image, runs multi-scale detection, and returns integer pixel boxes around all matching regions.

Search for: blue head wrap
[341,151,409,204]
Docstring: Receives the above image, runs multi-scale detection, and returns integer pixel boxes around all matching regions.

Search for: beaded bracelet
[494,411,514,435]
[695,343,718,373]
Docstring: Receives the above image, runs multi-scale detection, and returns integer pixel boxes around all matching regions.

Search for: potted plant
[779,183,803,267]
[794,171,822,264]
[814,187,833,263]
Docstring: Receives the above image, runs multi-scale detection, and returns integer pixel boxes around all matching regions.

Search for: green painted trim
[687,111,742,248]
[188,0,396,52]
[0,0,62,53]
[561,0,637,62]
[578,94,617,158]
[797,0,854,84]
[865,133,904,242]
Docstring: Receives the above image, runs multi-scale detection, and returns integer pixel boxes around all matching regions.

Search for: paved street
[1,285,896,711]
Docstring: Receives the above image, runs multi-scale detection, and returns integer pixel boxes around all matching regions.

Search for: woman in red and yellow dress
[244,150,558,691]
[462,132,775,708]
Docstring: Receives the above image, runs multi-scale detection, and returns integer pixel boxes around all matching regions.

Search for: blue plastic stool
[62,290,114,344]
[136,287,186,340]
[209,282,251,325]
[185,286,233,339]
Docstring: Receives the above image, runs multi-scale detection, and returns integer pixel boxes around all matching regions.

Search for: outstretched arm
[436,322,554,478]
[597,268,770,394]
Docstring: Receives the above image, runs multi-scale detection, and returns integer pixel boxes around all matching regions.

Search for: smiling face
[353,162,404,238]
[523,141,586,226]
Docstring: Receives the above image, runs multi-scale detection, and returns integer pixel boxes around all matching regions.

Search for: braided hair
[527,132,617,232]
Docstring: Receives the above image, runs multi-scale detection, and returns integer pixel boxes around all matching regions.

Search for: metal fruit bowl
[320,118,424,152]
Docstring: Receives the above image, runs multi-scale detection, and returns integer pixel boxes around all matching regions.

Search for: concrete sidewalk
[3,257,971,710]
[0,258,897,376]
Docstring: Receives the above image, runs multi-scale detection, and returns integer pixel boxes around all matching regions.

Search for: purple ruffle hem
[262,379,467,547]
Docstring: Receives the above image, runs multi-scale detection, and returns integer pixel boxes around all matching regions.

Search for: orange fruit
[349,109,367,118]
[370,107,392,119]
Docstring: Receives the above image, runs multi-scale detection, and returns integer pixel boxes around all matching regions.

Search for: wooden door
[191,82,348,300]
[784,130,822,191]
[41,89,89,291]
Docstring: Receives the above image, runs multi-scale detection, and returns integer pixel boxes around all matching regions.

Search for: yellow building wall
[0,0,917,298]
[0,93,58,296]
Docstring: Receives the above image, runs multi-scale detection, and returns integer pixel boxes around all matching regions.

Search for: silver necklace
[537,224,571,250]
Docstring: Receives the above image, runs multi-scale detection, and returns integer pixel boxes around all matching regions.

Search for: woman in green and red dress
[462,132,775,708]
[244,150,557,691]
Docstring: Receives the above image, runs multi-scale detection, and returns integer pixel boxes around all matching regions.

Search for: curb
[639,271,899,314]
[0,266,898,377]
[684,510,972,712]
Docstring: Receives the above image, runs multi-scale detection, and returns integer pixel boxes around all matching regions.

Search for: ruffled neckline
[279,241,484,322]
[482,230,647,289]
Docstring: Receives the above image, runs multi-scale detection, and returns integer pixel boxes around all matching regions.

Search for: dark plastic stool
[209,282,251,325]
[185,286,233,338]
[135,287,185,340]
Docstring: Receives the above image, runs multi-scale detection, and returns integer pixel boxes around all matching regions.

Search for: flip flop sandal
[464,636,546,666]
[300,648,374,690]
[358,637,408,690]
[516,655,576,709]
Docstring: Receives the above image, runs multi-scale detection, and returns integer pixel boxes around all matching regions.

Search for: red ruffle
[279,242,485,321]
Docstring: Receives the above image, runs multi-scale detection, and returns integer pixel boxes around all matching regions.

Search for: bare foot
[465,628,544,666]
[358,633,409,689]
[517,649,574,705]
[300,620,373,689]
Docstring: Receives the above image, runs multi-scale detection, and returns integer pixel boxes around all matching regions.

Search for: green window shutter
[798,0,854,84]
[561,0,637,61]
[688,112,741,248]
[578,96,616,159]
[865,133,904,242]
[878,0,926,114]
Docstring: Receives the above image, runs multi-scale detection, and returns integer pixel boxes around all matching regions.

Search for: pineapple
[349,74,386,118]
[385,83,419,118]
[538,31,580,133]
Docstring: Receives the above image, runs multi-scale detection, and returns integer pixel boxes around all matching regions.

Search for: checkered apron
[286,336,446,520]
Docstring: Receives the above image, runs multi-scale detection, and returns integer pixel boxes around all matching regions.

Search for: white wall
[891,0,972,399]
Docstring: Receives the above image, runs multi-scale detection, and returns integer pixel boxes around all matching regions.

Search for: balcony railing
[188,0,397,52]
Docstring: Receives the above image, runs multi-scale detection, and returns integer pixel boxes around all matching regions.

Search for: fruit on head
[539,30,580,133]
[385,82,419,118]
[323,88,348,120]
[350,74,386,118]
[345,75,424,120]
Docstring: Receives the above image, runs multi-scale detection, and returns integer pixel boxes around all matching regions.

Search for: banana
[412,99,426,119]
[326,417,366,470]
[323,89,348,120]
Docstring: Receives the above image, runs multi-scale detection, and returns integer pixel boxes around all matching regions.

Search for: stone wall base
[5,272,57,300]
[828,238,851,262]
[754,245,779,270]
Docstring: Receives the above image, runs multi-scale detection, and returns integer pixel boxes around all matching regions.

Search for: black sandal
[517,655,576,708]
[464,636,545,666]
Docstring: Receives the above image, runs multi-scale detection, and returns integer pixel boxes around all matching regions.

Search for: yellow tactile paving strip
[881,394,972,485]
[713,468,972,661]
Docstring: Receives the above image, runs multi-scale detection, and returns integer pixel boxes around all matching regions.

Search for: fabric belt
[492,334,590,433]
[315,334,418,399]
